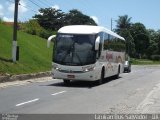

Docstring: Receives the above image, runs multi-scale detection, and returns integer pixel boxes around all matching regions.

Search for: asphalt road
[0,65,160,114]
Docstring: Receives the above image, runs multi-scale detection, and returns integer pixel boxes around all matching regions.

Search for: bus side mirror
[95,36,100,50]
[47,35,56,48]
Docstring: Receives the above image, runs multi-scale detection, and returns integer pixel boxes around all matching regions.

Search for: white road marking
[16,98,39,107]
[51,91,66,96]
[15,91,66,107]
[136,83,160,113]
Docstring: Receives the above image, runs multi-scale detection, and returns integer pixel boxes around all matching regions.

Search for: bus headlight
[53,64,61,71]
[82,65,95,72]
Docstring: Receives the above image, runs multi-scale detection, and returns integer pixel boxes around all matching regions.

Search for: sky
[0,0,160,30]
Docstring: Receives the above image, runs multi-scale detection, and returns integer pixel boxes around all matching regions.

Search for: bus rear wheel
[115,66,120,79]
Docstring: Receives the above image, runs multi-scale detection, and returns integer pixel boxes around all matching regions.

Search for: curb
[0,71,51,83]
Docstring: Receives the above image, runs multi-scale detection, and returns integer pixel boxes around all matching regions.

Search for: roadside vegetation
[131,58,160,65]
[0,23,53,75]
[115,15,160,60]
[20,8,160,61]
[0,7,160,75]
[19,9,97,39]
[0,9,96,75]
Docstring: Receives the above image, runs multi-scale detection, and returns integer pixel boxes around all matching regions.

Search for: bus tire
[98,68,105,85]
[115,66,120,79]
[63,79,70,85]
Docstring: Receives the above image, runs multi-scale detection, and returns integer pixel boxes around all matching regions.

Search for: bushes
[151,55,160,61]
[39,29,53,39]
[0,18,3,24]
[20,19,43,35]
[19,19,55,39]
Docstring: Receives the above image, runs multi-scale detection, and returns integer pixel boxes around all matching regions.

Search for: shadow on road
[42,76,121,89]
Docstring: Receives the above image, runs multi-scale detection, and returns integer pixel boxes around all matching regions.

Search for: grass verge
[0,23,53,75]
[131,58,160,65]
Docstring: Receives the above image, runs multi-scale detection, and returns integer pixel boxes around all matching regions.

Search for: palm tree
[115,15,134,57]
[115,15,132,34]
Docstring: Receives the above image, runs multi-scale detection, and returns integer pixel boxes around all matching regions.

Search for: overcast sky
[0,0,160,30]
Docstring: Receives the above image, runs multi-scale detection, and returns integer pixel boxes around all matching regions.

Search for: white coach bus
[48,25,126,84]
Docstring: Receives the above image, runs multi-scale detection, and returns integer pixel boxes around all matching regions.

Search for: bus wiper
[61,42,74,63]
[61,49,72,63]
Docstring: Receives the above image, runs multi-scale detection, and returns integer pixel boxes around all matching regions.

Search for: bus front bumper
[52,70,99,81]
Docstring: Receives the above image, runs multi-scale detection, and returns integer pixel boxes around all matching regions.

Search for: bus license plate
[67,75,75,79]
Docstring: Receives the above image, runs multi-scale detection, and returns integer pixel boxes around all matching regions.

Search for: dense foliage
[19,10,160,60]
[20,8,97,39]
[115,15,160,59]
[19,19,53,39]
[0,18,3,23]
[65,9,97,26]
[33,8,97,31]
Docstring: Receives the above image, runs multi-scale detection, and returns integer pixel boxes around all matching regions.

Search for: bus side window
[108,34,113,51]
[103,33,109,50]
[110,36,116,51]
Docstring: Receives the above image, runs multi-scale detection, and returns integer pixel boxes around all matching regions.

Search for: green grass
[0,23,53,75]
[131,58,160,65]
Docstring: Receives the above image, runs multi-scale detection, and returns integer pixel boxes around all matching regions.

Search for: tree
[119,29,135,57]
[33,8,97,31]
[115,15,132,34]
[130,23,150,58]
[147,29,157,56]
[115,15,135,57]
[33,8,65,31]
[65,9,97,26]
[156,30,160,54]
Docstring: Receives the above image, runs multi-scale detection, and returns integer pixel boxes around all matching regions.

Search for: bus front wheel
[98,69,105,85]
[63,79,70,84]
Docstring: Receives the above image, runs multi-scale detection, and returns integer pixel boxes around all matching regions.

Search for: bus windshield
[53,33,97,66]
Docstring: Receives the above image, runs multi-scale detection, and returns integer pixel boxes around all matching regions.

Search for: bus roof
[58,25,125,40]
